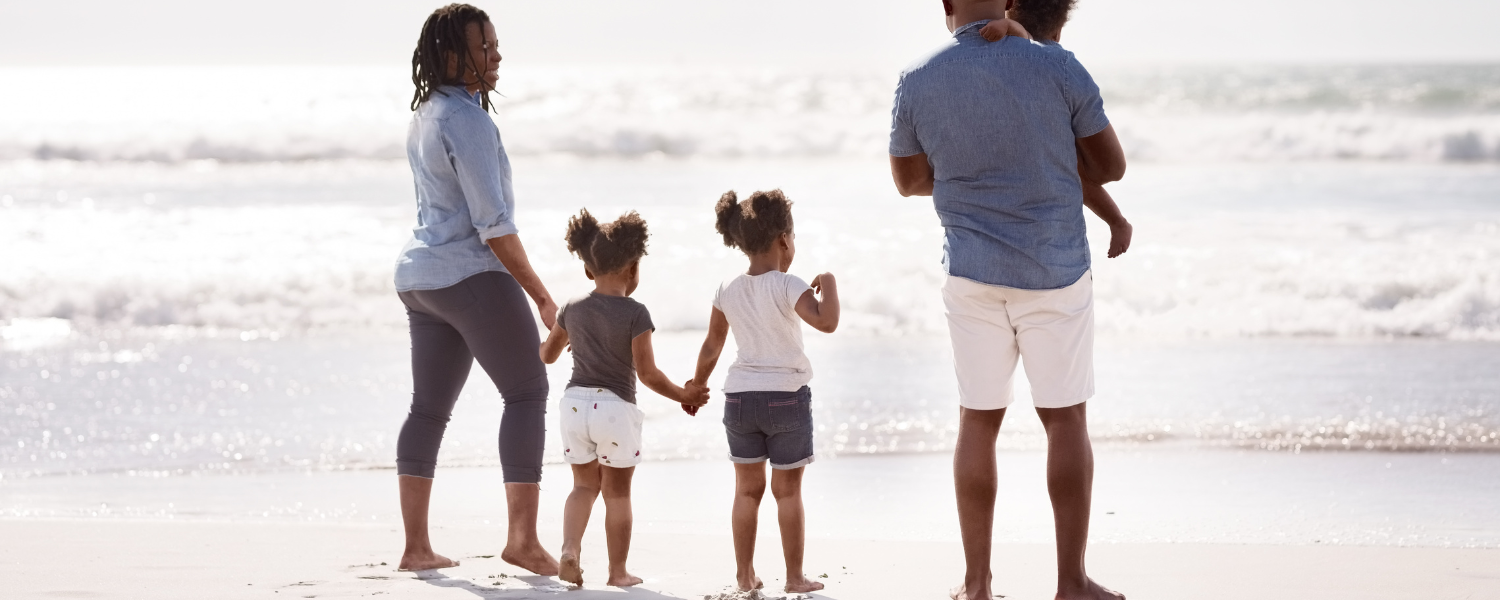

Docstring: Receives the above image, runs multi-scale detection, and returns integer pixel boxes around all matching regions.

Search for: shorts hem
[1032,391,1094,410]
[958,397,1016,411]
[770,455,815,470]
[729,454,769,464]
[563,454,598,465]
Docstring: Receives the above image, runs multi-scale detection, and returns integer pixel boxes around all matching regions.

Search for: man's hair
[565,209,650,275]
[1012,0,1077,39]
[410,4,493,111]
[714,190,794,255]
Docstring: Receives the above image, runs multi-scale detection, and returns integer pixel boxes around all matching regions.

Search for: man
[888,1,1127,599]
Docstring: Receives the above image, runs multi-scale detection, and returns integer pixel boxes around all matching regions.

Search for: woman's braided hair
[565,209,651,275]
[714,189,794,255]
[410,3,493,111]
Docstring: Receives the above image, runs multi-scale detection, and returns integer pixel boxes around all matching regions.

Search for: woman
[393,4,558,575]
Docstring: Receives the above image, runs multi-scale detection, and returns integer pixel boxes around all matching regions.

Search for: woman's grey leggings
[396,271,549,483]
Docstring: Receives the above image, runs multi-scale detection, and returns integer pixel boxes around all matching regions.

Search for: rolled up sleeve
[1064,57,1110,139]
[889,76,925,158]
[445,109,519,241]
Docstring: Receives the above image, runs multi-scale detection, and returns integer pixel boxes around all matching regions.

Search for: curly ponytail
[565,209,650,275]
[712,189,794,255]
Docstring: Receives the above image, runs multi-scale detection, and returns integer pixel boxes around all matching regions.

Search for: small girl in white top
[689,189,839,595]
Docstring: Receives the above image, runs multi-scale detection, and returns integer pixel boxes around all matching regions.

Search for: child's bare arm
[1082,182,1132,259]
[794,273,840,333]
[633,330,709,406]
[539,323,569,364]
[691,308,731,387]
[980,18,1032,42]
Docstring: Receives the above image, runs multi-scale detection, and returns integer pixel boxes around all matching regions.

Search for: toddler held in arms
[689,190,838,594]
[981,5,1135,258]
[539,209,710,587]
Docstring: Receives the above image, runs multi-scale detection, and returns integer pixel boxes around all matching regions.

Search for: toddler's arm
[633,330,710,407]
[681,308,731,416]
[794,273,840,333]
[539,323,569,364]
[979,18,1032,42]
[1082,182,1132,258]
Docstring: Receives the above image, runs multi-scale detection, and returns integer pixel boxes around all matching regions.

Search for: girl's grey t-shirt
[557,292,654,403]
[713,271,813,393]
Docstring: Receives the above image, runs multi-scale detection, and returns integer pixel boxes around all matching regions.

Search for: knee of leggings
[501,376,550,407]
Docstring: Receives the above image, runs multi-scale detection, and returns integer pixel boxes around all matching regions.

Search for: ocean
[2,64,1498,490]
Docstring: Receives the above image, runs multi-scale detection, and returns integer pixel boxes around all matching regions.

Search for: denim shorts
[723,386,814,470]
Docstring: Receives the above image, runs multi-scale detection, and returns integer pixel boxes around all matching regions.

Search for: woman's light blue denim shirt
[394,86,519,292]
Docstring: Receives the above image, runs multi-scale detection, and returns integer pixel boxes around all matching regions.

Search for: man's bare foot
[397,550,458,571]
[1056,578,1124,600]
[501,543,560,576]
[736,575,764,592]
[606,571,643,587]
[785,574,825,593]
[950,583,997,600]
[558,553,583,586]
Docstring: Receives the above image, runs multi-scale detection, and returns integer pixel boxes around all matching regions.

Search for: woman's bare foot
[397,550,458,572]
[558,553,583,586]
[606,571,643,587]
[501,543,560,576]
[1056,578,1125,600]
[737,575,764,593]
[785,574,825,593]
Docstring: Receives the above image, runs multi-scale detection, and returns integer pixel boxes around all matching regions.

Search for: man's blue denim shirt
[395,86,519,292]
[890,21,1110,290]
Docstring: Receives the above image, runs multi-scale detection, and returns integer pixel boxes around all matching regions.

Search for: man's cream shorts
[942,271,1095,410]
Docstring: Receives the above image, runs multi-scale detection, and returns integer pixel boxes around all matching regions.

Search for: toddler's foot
[607,571,643,587]
[558,553,583,586]
[397,550,458,571]
[785,574,825,593]
[737,575,764,592]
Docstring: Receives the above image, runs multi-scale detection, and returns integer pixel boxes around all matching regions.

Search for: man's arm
[890,154,935,197]
[1076,124,1126,185]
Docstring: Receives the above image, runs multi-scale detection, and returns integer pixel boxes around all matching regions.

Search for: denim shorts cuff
[728,453,769,464]
[770,455,815,470]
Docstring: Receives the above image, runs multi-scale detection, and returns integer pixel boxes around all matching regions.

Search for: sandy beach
[4,450,1499,599]
[3,518,1497,599]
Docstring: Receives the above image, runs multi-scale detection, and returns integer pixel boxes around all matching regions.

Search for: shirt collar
[438,84,481,105]
[952,19,993,38]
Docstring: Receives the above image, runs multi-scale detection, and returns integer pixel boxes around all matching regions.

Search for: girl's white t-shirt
[713,271,814,393]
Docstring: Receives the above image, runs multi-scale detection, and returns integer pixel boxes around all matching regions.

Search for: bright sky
[3,0,1499,68]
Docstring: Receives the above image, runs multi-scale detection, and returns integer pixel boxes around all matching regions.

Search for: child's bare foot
[785,574,825,593]
[950,583,997,600]
[501,543,560,576]
[397,550,458,571]
[737,575,764,592]
[558,553,583,586]
[607,571,643,587]
[1056,578,1125,600]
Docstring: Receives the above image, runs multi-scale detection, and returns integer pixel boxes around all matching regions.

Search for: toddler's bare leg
[600,465,641,586]
[771,466,824,593]
[732,462,767,592]
[559,461,601,586]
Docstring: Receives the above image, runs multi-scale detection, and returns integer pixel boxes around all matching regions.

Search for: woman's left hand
[537,296,559,330]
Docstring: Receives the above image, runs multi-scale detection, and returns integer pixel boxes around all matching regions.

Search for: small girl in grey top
[539,209,709,588]
[688,190,840,595]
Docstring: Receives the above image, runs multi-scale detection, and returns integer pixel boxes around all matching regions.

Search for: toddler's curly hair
[1012,0,1077,39]
[714,189,794,255]
[564,209,649,275]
